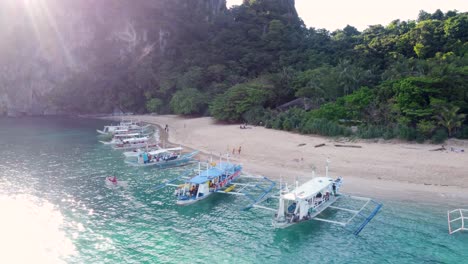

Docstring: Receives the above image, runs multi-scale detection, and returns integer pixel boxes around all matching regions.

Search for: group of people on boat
[189,184,199,197]
[138,152,178,164]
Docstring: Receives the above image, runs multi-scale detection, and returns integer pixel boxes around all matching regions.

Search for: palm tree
[434,106,466,137]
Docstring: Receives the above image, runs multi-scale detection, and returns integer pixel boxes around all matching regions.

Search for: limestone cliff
[0,0,227,116]
[242,0,298,18]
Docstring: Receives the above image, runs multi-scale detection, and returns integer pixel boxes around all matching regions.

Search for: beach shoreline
[101,115,468,205]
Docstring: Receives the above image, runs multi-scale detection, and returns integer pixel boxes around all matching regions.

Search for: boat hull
[124,151,198,167]
[175,168,242,205]
[176,192,213,205]
[272,195,339,229]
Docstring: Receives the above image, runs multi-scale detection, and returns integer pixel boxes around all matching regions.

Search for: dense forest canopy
[2,0,467,141]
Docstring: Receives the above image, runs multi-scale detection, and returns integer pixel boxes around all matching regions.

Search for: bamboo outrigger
[249,160,382,236]
[155,155,276,207]
[448,209,467,234]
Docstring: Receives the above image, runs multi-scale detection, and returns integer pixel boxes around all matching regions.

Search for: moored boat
[125,147,198,168]
[251,160,382,235]
[174,162,243,205]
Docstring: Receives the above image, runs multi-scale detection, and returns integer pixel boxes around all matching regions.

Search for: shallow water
[0,117,467,264]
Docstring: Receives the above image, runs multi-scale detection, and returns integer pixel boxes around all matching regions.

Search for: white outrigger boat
[250,160,382,235]
[112,137,158,151]
[448,209,467,234]
[155,156,276,207]
[97,120,150,135]
[99,133,147,145]
[125,147,199,168]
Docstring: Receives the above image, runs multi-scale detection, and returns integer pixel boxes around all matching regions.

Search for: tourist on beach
[238,146,241,155]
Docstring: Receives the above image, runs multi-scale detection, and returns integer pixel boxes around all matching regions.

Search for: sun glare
[0,194,76,264]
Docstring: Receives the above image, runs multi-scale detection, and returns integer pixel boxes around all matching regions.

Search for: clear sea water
[0,117,467,264]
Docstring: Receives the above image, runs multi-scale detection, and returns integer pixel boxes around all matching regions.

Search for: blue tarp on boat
[189,162,239,184]
[189,168,224,184]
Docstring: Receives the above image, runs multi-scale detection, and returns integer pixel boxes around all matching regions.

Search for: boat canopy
[189,167,225,184]
[115,133,140,138]
[147,147,183,156]
[123,137,148,143]
[283,177,334,200]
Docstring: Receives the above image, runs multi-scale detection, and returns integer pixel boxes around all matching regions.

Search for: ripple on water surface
[0,117,467,263]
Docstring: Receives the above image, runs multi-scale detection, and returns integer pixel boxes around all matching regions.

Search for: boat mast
[326,158,330,178]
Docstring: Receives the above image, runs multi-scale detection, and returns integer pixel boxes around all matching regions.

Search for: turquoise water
[0,117,467,263]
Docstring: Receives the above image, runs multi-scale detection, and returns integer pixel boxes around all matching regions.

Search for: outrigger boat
[250,160,382,236]
[112,137,159,151]
[97,120,150,135]
[155,155,276,207]
[123,146,161,158]
[448,209,467,234]
[99,133,148,145]
[125,147,198,168]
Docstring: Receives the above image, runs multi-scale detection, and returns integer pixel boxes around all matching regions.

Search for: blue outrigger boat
[125,148,198,168]
[155,156,276,207]
[175,162,242,205]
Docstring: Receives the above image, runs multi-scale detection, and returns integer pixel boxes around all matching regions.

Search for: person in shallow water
[109,176,117,184]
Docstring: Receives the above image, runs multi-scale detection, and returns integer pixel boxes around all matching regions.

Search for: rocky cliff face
[0,0,227,116]
[243,0,298,18]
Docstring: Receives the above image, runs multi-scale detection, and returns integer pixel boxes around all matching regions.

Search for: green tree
[210,82,272,122]
[146,98,163,113]
[170,88,207,115]
[434,105,466,136]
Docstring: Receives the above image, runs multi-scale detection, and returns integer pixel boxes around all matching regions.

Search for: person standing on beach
[238,146,241,155]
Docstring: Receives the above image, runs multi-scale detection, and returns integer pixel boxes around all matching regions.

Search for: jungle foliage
[53,1,467,142]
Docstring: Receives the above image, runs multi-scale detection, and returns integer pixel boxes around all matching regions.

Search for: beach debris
[314,143,325,148]
[298,143,306,147]
[430,145,446,151]
[450,147,464,153]
[240,123,252,129]
[334,144,362,148]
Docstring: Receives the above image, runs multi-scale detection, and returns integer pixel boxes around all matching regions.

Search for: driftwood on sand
[334,144,362,148]
[314,143,326,148]
[430,145,446,151]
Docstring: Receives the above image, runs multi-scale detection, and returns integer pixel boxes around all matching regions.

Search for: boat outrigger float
[249,160,382,236]
[155,155,276,208]
[448,209,467,234]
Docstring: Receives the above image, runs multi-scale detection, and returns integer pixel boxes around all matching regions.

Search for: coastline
[101,115,468,205]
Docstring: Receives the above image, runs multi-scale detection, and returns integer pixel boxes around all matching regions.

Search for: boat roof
[189,162,236,184]
[148,147,183,155]
[123,137,148,143]
[283,177,334,201]
[115,133,140,137]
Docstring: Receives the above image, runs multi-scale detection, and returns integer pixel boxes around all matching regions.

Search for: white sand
[106,115,468,204]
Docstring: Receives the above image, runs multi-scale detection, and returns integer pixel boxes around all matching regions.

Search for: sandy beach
[105,115,468,204]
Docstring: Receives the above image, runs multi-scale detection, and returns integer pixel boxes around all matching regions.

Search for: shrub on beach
[396,125,418,141]
[242,106,268,125]
[146,98,163,113]
[455,125,468,139]
[300,118,351,137]
[431,128,448,144]
[170,88,207,115]
[210,82,272,122]
[356,125,387,139]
